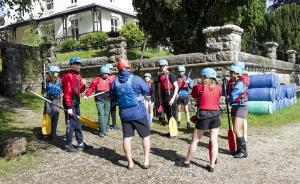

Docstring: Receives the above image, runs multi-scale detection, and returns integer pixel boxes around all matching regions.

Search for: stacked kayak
[247,74,297,114]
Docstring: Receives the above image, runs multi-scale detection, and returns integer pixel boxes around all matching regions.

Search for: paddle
[223,78,236,152]
[26,86,99,129]
[42,114,51,135]
[83,91,107,100]
[167,75,178,137]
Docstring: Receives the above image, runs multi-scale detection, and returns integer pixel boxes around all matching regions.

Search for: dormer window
[71,0,77,4]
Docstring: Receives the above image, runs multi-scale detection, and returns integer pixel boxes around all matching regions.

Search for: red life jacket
[177,75,188,89]
[159,73,174,91]
[191,84,221,110]
[108,74,116,82]
[96,77,110,92]
[226,79,248,103]
[240,74,249,87]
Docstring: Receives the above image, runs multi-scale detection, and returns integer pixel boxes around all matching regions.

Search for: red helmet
[117,58,131,71]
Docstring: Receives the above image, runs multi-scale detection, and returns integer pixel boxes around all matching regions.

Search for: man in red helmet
[111,58,151,169]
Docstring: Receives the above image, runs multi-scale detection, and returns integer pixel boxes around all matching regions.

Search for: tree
[21,25,41,46]
[133,0,266,54]
[120,21,144,47]
[260,4,300,59]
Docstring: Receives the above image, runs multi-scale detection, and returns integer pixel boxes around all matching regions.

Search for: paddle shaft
[28,90,82,119]
[222,78,232,129]
[84,91,107,99]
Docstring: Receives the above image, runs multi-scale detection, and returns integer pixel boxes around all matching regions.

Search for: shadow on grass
[91,49,106,58]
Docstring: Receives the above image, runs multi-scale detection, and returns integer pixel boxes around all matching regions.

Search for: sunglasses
[230,71,236,74]
[159,65,166,68]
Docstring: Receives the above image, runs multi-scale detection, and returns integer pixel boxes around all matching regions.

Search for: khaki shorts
[231,106,248,119]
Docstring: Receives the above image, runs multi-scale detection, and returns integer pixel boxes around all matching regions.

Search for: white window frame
[70,18,79,38]
[111,17,118,32]
[46,0,54,10]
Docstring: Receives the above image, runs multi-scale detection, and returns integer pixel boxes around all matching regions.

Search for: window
[70,19,79,38]
[46,0,53,10]
[110,0,115,2]
[111,17,118,32]
[71,0,77,4]
[48,25,55,40]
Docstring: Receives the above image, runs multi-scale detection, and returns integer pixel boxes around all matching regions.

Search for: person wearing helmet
[226,64,248,159]
[105,63,119,130]
[233,61,249,142]
[84,65,112,137]
[111,58,151,169]
[144,73,155,124]
[177,65,194,128]
[158,59,179,139]
[181,68,221,172]
[43,65,62,141]
[61,57,92,152]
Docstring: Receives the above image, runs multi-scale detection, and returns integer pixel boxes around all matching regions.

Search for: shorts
[177,96,189,105]
[195,116,221,130]
[231,106,248,119]
[122,116,150,138]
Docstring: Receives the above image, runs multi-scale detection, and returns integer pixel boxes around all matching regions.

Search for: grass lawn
[56,48,171,62]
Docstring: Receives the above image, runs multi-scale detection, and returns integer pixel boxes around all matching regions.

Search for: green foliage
[133,0,266,54]
[21,26,41,46]
[120,21,144,46]
[260,4,300,59]
[79,33,92,49]
[90,31,108,48]
[59,38,79,52]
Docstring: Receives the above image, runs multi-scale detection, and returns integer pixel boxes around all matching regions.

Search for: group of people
[42,56,249,172]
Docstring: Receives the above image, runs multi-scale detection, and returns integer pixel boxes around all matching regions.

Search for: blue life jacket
[115,75,144,109]
[46,78,62,96]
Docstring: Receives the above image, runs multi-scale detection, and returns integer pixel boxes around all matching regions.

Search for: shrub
[90,31,108,48]
[21,26,41,46]
[120,21,144,47]
[79,33,92,49]
[59,38,79,52]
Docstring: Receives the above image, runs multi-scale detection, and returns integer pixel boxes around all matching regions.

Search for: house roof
[0,3,137,30]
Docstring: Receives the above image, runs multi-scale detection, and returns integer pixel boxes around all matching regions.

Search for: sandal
[206,165,214,172]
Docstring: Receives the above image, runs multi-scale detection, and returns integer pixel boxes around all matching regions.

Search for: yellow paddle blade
[77,116,99,129]
[169,117,178,137]
[42,114,51,135]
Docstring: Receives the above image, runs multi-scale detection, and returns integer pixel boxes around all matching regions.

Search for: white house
[0,0,137,43]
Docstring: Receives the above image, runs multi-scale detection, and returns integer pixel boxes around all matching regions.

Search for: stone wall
[1,24,300,96]
[0,43,42,96]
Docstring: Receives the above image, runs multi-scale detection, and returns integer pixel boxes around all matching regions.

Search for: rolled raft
[248,88,276,102]
[248,101,274,114]
[249,74,279,89]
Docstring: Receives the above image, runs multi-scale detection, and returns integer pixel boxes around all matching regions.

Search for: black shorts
[122,116,150,138]
[195,116,221,130]
[177,96,189,105]
[231,106,248,119]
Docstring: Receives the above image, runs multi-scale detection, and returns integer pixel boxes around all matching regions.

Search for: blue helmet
[233,61,245,70]
[230,65,243,75]
[105,63,113,69]
[159,59,168,66]
[144,73,151,78]
[69,57,81,65]
[48,65,60,73]
[201,68,217,79]
[178,65,186,72]
[100,66,110,74]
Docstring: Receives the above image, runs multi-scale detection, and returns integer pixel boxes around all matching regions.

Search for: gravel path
[0,97,299,184]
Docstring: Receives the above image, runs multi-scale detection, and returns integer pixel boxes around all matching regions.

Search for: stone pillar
[264,42,278,59]
[202,24,244,62]
[286,50,296,64]
[106,36,127,63]
[44,43,56,63]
